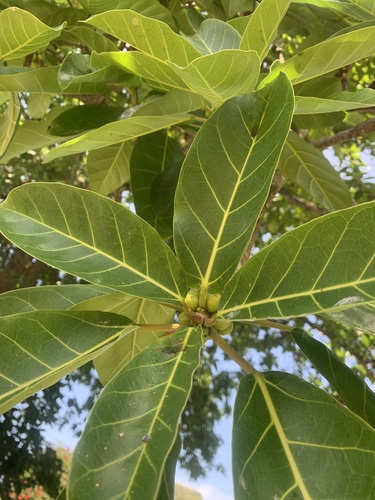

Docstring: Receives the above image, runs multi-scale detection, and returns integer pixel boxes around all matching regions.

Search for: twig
[311,117,375,150]
[280,189,328,216]
[210,328,257,374]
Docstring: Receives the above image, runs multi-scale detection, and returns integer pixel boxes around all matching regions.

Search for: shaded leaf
[61,26,118,52]
[0,310,135,415]
[240,0,292,61]
[174,73,294,292]
[295,88,375,114]
[291,328,375,428]
[261,24,375,85]
[0,284,118,316]
[27,92,52,119]
[183,19,241,55]
[326,301,375,334]
[87,141,134,196]
[0,7,65,62]
[233,371,375,499]
[220,202,375,320]
[0,183,187,305]
[68,328,203,499]
[48,104,124,136]
[156,434,182,500]
[168,50,260,105]
[0,92,20,158]
[131,131,184,239]
[279,130,352,211]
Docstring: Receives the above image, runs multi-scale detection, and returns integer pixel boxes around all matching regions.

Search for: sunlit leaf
[0,92,20,158]
[233,371,375,498]
[61,26,118,52]
[295,88,375,113]
[291,328,375,428]
[326,301,375,334]
[0,310,135,414]
[279,130,352,211]
[183,19,241,55]
[174,73,294,292]
[240,0,292,61]
[0,7,65,62]
[0,183,187,305]
[0,66,61,94]
[27,92,52,119]
[220,202,375,320]
[68,328,203,499]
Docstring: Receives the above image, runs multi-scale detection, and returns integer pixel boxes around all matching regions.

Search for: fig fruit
[178,312,191,326]
[206,293,221,313]
[185,288,199,311]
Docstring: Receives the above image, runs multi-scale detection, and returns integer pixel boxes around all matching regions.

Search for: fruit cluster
[178,288,233,335]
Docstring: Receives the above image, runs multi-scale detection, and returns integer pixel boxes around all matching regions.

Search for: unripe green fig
[178,312,191,326]
[185,288,199,311]
[215,318,232,331]
[206,293,221,314]
[218,323,234,335]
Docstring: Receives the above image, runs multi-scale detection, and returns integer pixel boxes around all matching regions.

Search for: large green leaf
[183,19,241,55]
[156,434,181,500]
[69,293,175,385]
[133,89,205,117]
[279,130,352,211]
[68,328,203,500]
[220,202,375,320]
[61,26,118,53]
[79,0,175,27]
[0,7,65,62]
[291,328,375,428]
[0,284,117,316]
[173,73,294,292]
[295,88,375,114]
[232,371,375,499]
[0,66,61,94]
[0,310,135,414]
[293,0,375,21]
[240,0,292,61]
[131,131,184,239]
[168,50,260,105]
[0,92,20,158]
[87,141,134,196]
[326,301,375,334]
[44,112,192,161]
[85,10,200,65]
[260,25,375,86]
[0,183,187,305]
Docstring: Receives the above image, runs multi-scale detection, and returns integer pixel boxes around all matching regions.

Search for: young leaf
[0,92,20,158]
[0,183,187,305]
[174,73,294,292]
[0,7,65,62]
[0,310,135,415]
[279,130,352,211]
[85,10,200,65]
[260,24,375,86]
[68,328,203,500]
[240,0,292,61]
[87,141,134,196]
[232,371,375,498]
[291,328,375,428]
[220,202,375,320]
[0,284,117,316]
[167,50,260,105]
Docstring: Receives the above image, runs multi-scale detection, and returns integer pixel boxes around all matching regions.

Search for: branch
[280,189,328,216]
[210,328,257,374]
[311,117,375,149]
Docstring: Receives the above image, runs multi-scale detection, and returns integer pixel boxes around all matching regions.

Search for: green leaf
[295,88,375,114]
[44,111,192,161]
[291,328,375,428]
[87,141,134,196]
[220,202,375,320]
[156,434,181,500]
[131,131,184,239]
[174,73,294,292]
[0,183,187,305]
[62,26,118,52]
[85,10,200,65]
[0,7,65,62]
[0,92,20,158]
[326,301,375,334]
[167,50,260,106]
[232,371,375,499]
[260,24,375,86]
[183,19,241,55]
[0,310,135,415]
[69,293,174,384]
[133,89,205,117]
[0,66,61,94]
[0,284,117,316]
[27,92,52,119]
[48,104,124,136]
[279,130,352,211]
[240,0,292,61]
[68,328,203,499]
[79,0,175,27]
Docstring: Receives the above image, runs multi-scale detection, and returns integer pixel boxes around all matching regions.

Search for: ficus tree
[0,0,375,498]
